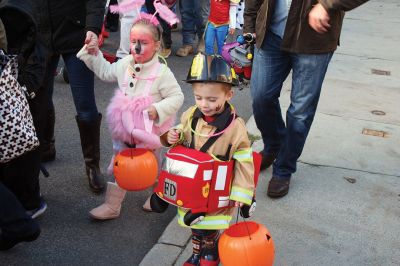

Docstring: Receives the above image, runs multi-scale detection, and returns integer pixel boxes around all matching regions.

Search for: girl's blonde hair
[132,13,163,42]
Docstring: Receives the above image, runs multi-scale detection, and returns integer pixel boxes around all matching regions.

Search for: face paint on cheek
[215,105,222,112]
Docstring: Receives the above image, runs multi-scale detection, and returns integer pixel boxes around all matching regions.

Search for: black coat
[0,0,45,96]
[35,0,106,54]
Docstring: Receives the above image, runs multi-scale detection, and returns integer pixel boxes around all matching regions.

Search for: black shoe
[0,229,40,251]
[267,177,290,198]
[259,152,277,171]
[41,143,56,162]
[86,166,105,193]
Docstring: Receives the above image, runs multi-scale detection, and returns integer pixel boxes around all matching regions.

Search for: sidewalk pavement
[140,1,400,265]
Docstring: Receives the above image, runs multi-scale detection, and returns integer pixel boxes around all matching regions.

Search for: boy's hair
[193,81,233,93]
[132,13,163,42]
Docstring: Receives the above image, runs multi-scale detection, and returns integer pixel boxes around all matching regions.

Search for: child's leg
[204,23,217,55]
[90,140,127,220]
[215,24,229,55]
[184,229,203,266]
[89,182,127,220]
[200,229,220,265]
[142,148,168,212]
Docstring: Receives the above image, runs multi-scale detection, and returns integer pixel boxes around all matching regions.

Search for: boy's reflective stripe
[177,208,232,230]
[230,186,253,205]
[233,148,253,162]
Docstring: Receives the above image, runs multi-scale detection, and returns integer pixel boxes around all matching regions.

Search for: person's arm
[243,0,263,35]
[318,0,369,12]
[229,119,255,206]
[85,0,106,36]
[76,45,119,82]
[159,108,191,147]
[151,67,184,126]
[309,0,369,33]
[18,40,46,99]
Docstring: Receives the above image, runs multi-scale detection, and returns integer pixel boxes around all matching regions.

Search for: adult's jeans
[46,53,99,122]
[204,23,229,55]
[179,0,210,45]
[251,32,333,179]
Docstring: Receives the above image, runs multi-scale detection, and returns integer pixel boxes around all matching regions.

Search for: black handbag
[0,51,39,163]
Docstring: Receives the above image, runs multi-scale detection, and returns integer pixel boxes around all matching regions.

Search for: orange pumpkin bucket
[219,221,275,266]
[114,148,158,191]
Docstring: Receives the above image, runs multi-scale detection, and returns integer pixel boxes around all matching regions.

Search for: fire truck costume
[150,54,256,266]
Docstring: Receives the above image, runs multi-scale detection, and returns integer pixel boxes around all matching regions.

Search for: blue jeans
[47,53,99,122]
[251,32,333,179]
[179,0,209,45]
[205,23,229,55]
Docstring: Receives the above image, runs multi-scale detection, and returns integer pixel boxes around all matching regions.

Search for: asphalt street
[0,28,253,265]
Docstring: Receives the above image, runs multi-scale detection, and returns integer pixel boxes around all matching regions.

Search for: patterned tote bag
[0,51,39,163]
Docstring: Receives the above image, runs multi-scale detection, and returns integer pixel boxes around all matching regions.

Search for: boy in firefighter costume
[149,53,255,266]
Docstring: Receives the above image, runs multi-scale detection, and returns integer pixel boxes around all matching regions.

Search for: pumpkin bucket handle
[236,207,252,240]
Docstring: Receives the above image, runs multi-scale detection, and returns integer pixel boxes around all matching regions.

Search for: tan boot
[89,182,126,220]
[176,45,194,57]
[197,38,205,53]
[159,48,172,58]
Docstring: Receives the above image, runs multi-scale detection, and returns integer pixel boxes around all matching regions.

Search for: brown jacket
[243,0,369,53]
[161,105,255,229]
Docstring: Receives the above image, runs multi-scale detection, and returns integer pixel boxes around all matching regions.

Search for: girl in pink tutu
[77,12,183,220]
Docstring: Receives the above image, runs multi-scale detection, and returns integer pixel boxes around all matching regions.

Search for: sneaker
[26,200,47,219]
[159,48,172,58]
[176,45,194,57]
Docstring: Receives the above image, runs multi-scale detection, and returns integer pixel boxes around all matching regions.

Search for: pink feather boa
[106,89,174,146]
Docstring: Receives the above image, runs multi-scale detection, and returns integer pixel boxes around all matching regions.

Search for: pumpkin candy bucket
[114,148,158,191]
[219,221,275,266]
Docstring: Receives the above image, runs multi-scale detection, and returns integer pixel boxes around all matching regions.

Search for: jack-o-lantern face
[114,148,158,191]
[219,221,275,266]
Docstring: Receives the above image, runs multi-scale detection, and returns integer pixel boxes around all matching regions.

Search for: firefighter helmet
[185,53,238,86]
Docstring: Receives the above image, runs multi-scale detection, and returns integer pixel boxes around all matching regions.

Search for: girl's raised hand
[85,31,99,55]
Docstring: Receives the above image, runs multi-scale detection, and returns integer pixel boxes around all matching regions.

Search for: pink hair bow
[109,0,145,14]
[153,0,180,26]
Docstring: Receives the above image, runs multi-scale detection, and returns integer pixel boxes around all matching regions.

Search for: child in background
[77,12,184,220]
[149,53,255,265]
[205,0,240,55]
[145,0,177,58]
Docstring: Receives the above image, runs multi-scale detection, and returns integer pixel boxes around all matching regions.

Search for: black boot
[183,230,203,266]
[200,230,220,266]
[75,114,105,193]
[41,108,56,162]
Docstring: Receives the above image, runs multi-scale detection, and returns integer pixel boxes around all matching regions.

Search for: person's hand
[167,129,180,145]
[85,31,99,55]
[146,105,159,121]
[229,28,235,35]
[234,201,244,207]
[308,3,331,33]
